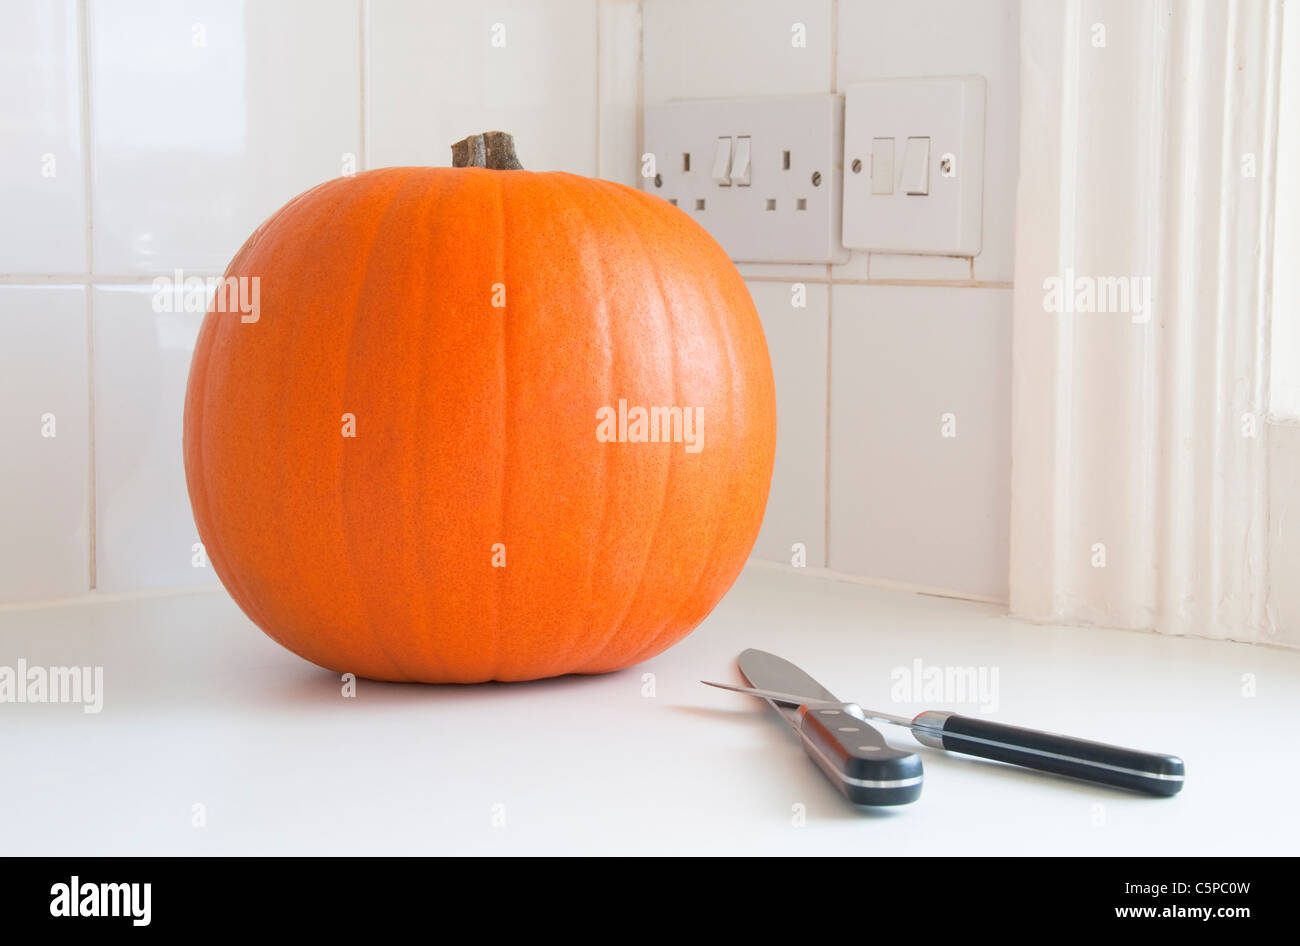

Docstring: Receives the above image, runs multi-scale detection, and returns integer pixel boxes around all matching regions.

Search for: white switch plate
[841,77,986,256]
[643,95,849,264]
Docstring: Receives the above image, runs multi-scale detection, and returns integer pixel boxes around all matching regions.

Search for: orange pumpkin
[182,132,776,683]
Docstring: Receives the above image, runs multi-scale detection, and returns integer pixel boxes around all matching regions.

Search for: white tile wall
[88,0,363,274]
[91,286,210,593]
[367,0,600,174]
[747,280,828,568]
[0,0,86,274]
[599,0,642,184]
[0,0,1017,604]
[828,285,1011,598]
[643,0,834,102]
[0,286,90,600]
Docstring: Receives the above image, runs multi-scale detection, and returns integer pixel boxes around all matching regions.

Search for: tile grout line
[77,0,96,591]
[824,274,833,569]
[594,0,601,176]
[5,273,1013,289]
[359,0,368,170]
[744,274,1012,288]
[0,583,225,615]
[830,0,838,94]
[0,274,223,284]
[636,0,644,184]
[825,0,838,570]
[749,558,1009,607]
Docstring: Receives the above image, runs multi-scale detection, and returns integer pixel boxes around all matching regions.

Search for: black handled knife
[902,710,1185,796]
[730,648,923,806]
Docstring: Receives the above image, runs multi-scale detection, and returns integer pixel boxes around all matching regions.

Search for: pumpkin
[182,131,776,683]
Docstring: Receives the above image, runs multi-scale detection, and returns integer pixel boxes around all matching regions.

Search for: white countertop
[3,562,1296,856]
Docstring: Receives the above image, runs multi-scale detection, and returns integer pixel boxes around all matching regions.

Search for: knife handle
[913,712,1184,796]
[795,706,922,806]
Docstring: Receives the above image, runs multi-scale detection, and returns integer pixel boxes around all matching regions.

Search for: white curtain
[1010,0,1285,642]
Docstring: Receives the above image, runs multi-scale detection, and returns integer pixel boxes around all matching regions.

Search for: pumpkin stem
[450,131,523,170]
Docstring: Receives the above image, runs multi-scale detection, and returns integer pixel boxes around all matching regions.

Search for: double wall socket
[643,95,849,264]
[841,76,986,256]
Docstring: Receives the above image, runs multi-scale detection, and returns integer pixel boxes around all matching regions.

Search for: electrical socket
[642,95,849,264]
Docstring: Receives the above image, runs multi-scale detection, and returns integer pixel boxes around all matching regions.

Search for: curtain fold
[1010,0,1283,642]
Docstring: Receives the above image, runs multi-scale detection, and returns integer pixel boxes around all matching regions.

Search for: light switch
[841,76,986,256]
[871,137,894,195]
[730,135,752,186]
[902,136,930,195]
[711,136,733,186]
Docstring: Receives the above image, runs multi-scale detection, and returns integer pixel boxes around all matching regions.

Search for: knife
[731,648,923,806]
[706,669,1186,797]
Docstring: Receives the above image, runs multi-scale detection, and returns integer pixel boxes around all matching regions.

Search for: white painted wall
[0,0,1017,607]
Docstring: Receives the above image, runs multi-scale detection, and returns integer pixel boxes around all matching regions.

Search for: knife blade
[732,649,922,806]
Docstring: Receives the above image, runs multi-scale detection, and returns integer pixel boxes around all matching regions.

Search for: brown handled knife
[720,648,923,806]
